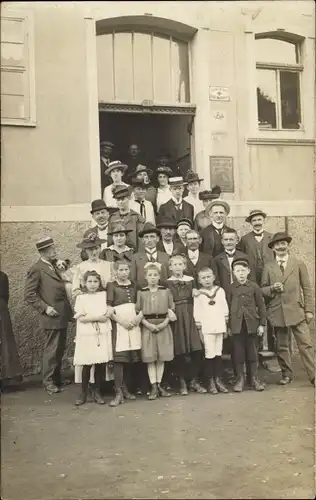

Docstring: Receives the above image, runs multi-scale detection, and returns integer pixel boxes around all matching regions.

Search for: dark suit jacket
[130,251,170,289]
[25,259,72,329]
[184,250,217,282]
[157,239,185,256]
[261,256,313,327]
[214,250,255,304]
[230,280,267,334]
[239,231,274,284]
[200,223,235,258]
[158,199,194,224]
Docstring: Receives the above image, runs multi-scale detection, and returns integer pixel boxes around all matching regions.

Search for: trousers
[274,321,314,381]
[42,328,67,386]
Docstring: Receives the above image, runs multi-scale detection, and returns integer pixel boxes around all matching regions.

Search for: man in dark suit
[261,232,314,386]
[25,237,73,394]
[158,177,194,224]
[156,218,185,256]
[130,223,170,289]
[200,201,234,258]
[81,199,117,261]
[194,186,222,233]
[184,229,217,281]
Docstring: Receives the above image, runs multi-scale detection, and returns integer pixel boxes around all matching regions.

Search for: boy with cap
[81,199,117,261]
[176,218,193,250]
[200,200,234,258]
[103,161,129,208]
[261,232,314,386]
[129,178,156,225]
[25,237,73,394]
[183,170,204,218]
[194,186,221,233]
[107,185,146,251]
[228,256,266,392]
[158,177,194,223]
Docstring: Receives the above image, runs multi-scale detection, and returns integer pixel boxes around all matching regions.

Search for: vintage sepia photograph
[1,1,315,499]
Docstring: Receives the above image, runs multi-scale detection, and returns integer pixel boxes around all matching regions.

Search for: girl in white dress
[194,267,229,395]
[73,270,113,406]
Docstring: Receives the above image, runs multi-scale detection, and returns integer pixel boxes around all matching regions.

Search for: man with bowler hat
[81,199,117,261]
[25,237,72,394]
[261,232,314,386]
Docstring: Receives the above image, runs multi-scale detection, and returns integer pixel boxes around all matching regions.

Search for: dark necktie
[174,201,182,211]
[147,252,156,262]
[279,260,285,274]
[137,200,146,219]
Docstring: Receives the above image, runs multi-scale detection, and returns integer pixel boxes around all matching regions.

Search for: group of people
[21,156,315,407]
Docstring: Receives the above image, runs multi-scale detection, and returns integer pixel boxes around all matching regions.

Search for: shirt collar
[276,254,289,264]
[145,247,157,254]
[212,221,224,230]
[188,248,199,256]
[235,280,249,287]
[172,197,183,205]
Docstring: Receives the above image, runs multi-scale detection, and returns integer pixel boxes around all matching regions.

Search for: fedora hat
[90,199,116,214]
[76,232,106,249]
[156,218,177,229]
[207,200,230,215]
[139,222,161,238]
[156,166,173,177]
[128,164,153,179]
[104,161,128,177]
[107,224,133,236]
[245,209,267,223]
[199,186,221,201]
[36,237,55,251]
[268,232,292,249]
[185,170,204,184]
[112,185,132,200]
[169,176,187,187]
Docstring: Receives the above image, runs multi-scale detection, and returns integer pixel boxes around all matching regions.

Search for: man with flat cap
[81,199,117,261]
[25,237,72,394]
[200,200,234,258]
[261,232,315,386]
[194,186,221,233]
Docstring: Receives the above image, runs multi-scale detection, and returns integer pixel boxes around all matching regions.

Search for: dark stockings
[81,364,104,393]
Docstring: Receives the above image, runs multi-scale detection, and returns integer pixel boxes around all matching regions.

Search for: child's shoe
[93,388,106,404]
[158,384,171,397]
[179,378,188,396]
[109,388,124,407]
[207,378,218,395]
[75,390,87,406]
[190,379,207,394]
[215,378,229,393]
[251,377,265,391]
[148,383,159,400]
[122,384,136,400]
[233,375,244,392]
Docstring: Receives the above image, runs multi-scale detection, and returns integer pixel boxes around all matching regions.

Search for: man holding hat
[130,223,170,290]
[194,186,221,233]
[183,170,204,218]
[81,199,116,261]
[240,209,274,285]
[129,177,156,224]
[103,161,129,208]
[200,200,233,258]
[107,185,145,251]
[25,237,72,394]
[158,177,194,223]
[128,164,157,207]
[261,232,314,386]
[156,218,184,256]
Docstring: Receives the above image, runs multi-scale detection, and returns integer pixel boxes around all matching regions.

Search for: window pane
[257,69,277,129]
[280,71,301,129]
[256,38,299,64]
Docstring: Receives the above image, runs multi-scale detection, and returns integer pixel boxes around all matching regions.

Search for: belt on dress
[144,313,167,320]
[174,299,191,305]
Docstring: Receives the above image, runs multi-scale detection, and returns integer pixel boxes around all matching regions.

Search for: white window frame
[1,8,36,127]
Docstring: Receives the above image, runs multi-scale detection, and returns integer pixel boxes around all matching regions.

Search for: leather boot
[215,377,229,394]
[179,378,188,396]
[207,378,218,395]
[158,384,171,397]
[75,389,87,406]
[93,387,106,405]
[148,383,159,400]
[190,379,207,394]
[122,383,136,400]
[233,375,244,392]
[109,388,124,407]
[252,377,265,391]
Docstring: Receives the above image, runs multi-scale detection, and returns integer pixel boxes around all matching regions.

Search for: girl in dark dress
[166,254,206,396]
[101,224,134,279]
[107,259,143,407]
[0,271,23,389]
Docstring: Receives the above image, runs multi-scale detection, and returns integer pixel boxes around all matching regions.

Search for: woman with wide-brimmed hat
[103,161,129,209]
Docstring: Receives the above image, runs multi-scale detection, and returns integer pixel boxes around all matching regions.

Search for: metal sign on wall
[209,86,230,102]
[209,156,234,193]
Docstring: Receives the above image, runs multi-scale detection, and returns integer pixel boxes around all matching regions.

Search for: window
[1,11,36,126]
[256,36,303,130]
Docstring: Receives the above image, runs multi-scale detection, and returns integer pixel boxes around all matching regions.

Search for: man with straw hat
[25,237,73,394]
[158,177,194,223]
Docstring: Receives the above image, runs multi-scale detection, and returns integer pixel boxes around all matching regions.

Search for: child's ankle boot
[148,383,159,400]
[179,377,188,396]
[233,375,244,392]
[109,388,124,407]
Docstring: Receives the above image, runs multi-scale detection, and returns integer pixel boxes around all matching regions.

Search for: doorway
[99,110,194,189]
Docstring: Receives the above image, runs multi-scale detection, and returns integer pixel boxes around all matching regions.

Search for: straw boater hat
[107,224,133,236]
[76,232,106,249]
[207,200,230,215]
[245,209,267,223]
[199,186,221,201]
[36,237,55,251]
[177,218,193,230]
[139,222,161,238]
[268,232,292,249]
[185,170,204,184]
[128,164,153,179]
[169,176,187,187]
[104,161,128,177]
[90,199,117,215]
[112,185,132,199]
[232,256,250,268]
[156,218,177,229]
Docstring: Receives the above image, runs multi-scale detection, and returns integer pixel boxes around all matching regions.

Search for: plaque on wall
[209,86,230,102]
[209,156,234,193]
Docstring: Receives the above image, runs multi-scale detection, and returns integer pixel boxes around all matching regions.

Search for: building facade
[1,1,315,373]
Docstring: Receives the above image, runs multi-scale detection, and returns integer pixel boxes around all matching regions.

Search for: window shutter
[1,10,36,126]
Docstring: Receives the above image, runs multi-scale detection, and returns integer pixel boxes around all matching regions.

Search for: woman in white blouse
[103,161,129,208]
[155,166,173,212]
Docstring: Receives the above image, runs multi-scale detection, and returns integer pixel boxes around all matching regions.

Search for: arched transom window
[96,30,190,105]
[256,35,303,130]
